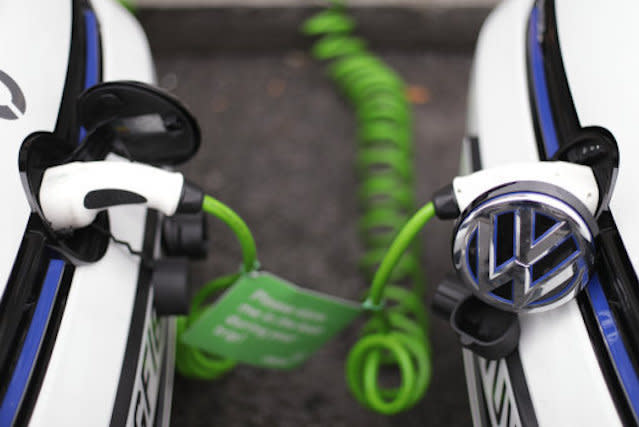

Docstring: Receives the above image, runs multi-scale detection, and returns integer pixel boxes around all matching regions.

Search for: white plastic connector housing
[453,161,599,215]
[39,161,184,231]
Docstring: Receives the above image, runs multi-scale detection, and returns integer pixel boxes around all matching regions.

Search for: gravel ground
[155,50,473,426]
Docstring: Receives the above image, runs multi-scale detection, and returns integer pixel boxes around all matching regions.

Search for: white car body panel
[464,0,623,425]
[10,1,173,425]
[466,0,539,171]
[0,0,71,299]
[555,0,639,278]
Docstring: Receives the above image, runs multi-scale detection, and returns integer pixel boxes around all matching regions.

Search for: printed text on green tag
[180,272,362,369]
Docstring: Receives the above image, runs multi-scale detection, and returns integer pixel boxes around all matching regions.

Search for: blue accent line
[0,260,65,425]
[529,7,639,418]
[530,235,579,286]
[80,10,100,144]
[83,10,99,90]
[488,292,513,305]
[529,261,588,306]
[78,126,87,143]
[529,6,560,158]
[586,275,639,417]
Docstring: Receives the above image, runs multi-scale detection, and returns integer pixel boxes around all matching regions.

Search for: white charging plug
[39,161,196,231]
[433,161,600,219]
[453,161,599,214]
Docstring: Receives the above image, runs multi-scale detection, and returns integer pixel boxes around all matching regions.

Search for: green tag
[180,271,363,370]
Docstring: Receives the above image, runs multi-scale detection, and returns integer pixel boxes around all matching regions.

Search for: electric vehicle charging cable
[37,153,600,416]
[37,0,603,415]
[347,202,434,414]
[38,157,436,413]
[39,1,436,412]
[174,195,258,380]
[302,3,433,414]
[39,160,258,378]
[103,0,433,415]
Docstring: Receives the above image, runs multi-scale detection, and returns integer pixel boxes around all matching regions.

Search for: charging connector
[433,161,600,219]
[39,160,202,231]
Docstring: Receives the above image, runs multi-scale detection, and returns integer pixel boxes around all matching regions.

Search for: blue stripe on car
[529,5,639,419]
[79,10,100,143]
[586,275,639,413]
[529,6,560,158]
[0,260,65,425]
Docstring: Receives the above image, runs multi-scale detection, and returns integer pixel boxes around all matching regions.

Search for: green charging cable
[303,3,433,414]
[176,3,434,413]
[175,195,258,379]
[175,196,435,412]
[347,203,434,414]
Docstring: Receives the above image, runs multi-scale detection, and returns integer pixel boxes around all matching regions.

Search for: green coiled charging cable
[175,1,434,416]
[302,2,433,414]
[175,196,435,413]
[347,203,434,414]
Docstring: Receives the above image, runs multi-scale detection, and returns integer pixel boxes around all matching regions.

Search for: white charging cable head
[39,161,190,231]
[452,161,599,215]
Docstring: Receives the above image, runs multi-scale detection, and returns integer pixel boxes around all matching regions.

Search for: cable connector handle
[39,161,201,231]
[452,161,598,214]
[433,161,599,220]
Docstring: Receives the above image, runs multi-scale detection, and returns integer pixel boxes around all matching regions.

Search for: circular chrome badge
[452,191,596,313]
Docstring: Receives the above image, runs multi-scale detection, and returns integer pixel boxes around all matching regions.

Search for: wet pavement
[155,50,473,426]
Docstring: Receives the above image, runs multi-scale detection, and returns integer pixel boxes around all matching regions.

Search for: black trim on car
[0,226,50,402]
[505,351,538,427]
[14,255,75,427]
[54,0,89,146]
[524,28,548,161]
[109,210,158,427]
[578,288,637,427]
[153,322,172,427]
[467,136,482,172]
[536,0,581,148]
[0,0,106,422]
[469,351,538,427]
[469,353,491,426]
[527,1,639,424]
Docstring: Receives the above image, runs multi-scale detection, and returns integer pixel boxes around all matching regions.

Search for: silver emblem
[453,192,595,313]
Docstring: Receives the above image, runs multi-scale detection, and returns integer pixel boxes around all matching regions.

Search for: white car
[440,0,639,426]
[0,1,203,425]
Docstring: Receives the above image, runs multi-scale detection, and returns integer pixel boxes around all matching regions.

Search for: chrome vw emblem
[453,192,595,313]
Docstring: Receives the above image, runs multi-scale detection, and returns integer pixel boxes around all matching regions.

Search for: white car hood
[556,0,639,275]
[0,0,71,299]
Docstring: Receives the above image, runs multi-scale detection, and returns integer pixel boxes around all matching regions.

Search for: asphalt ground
[155,50,473,426]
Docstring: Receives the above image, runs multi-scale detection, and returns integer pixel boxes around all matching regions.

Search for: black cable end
[431,273,470,320]
[151,257,190,316]
[432,183,460,220]
[177,180,204,214]
[433,273,520,360]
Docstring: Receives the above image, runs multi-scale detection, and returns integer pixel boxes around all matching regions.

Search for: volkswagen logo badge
[452,190,596,313]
